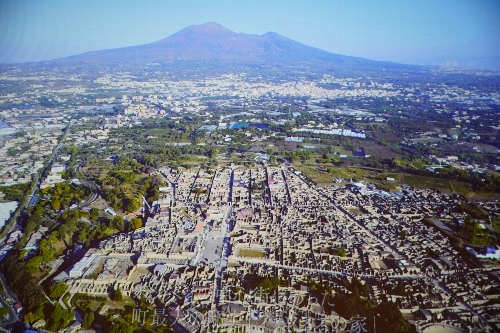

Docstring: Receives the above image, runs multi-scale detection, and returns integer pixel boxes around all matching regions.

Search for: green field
[295,164,369,185]
[296,164,500,199]
[239,249,265,258]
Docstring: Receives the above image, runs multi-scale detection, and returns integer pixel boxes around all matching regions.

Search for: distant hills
[51,22,367,64]
[37,22,419,76]
[3,23,499,73]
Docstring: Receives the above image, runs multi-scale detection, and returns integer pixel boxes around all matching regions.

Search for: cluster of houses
[0,127,62,186]
[50,165,500,332]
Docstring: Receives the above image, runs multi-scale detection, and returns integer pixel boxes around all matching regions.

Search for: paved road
[191,222,210,266]
[0,120,73,246]
[212,206,233,307]
[0,272,19,328]
[74,164,100,208]
[234,256,422,280]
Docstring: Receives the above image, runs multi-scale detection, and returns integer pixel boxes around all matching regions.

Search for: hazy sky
[0,0,499,64]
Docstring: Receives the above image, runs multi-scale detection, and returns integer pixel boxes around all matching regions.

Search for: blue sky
[0,0,499,64]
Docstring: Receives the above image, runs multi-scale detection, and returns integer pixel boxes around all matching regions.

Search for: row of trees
[0,182,32,201]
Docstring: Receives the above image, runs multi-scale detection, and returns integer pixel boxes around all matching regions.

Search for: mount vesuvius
[43,22,411,72]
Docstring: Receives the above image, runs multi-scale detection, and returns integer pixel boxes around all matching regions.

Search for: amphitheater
[421,323,467,333]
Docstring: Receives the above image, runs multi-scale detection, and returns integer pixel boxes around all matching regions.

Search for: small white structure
[69,253,97,278]
[0,201,18,228]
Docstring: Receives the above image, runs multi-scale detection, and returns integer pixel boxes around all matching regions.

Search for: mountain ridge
[42,22,399,68]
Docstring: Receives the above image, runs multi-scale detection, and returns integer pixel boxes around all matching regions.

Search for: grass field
[296,164,499,199]
[295,164,369,185]
[372,172,478,196]
[294,165,334,184]
[239,249,265,258]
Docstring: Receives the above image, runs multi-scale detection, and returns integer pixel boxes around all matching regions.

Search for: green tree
[259,277,279,293]
[337,248,347,257]
[51,198,61,211]
[394,280,405,296]
[82,310,94,329]
[46,303,73,332]
[114,286,123,302]
[124,197,141,213]
[130,217,142,230]
[148,188,160,202]
[77,229,89,246]
[58,224,69,241]
[192,187,202,199]
[25,220,38,237]
[24,312,37,324]
[0,307,9,317]
[392,157,406,167]
[109,321,133,333]
[375,301,411,333]
[49,282,68,300]
[25,256,44,273]
[89,208,100,221]
[110,215,125,231]
[139,293,153,311]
